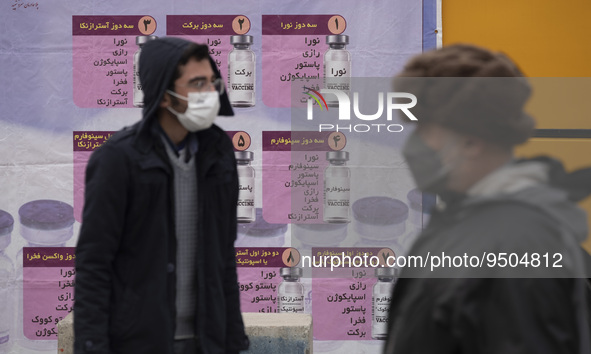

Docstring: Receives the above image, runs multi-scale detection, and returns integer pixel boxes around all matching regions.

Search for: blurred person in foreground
[384,44,591,354]
[74,37,249,354]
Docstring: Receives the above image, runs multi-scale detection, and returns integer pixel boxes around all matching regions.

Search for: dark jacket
[384,157,591,354]
[74,37,248,354]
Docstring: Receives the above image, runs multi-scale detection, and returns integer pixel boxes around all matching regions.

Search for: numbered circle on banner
[232,15,251,34]
[232,131,252,151]
[378,248,396,267]
[138,16,157,35]
[327,15,346,34]
[282,248,301,267]
[328,132,347,151]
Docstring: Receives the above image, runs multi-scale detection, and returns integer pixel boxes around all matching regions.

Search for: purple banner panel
[167,15,248,36]
[309,247,386,340]
[23,247,76,268]
[238,267,282,313]
[73,131,115,152]
[291,131,341,151]
[310,247,394,275]
[235,247,289,268]
[263,131,345,152]
[263,15,340,35]
[263,131,292,152]
[23,247,76,341]
[312,276,372,340]
[312,247,385,265]
[73,16,153,36]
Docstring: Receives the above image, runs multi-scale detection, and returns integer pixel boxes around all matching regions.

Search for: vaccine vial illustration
[324,34,351,107]
[404,188,430,250]
[372,267,397,340]
[17,200,75,249]
[352,197,409,254]
[236,208,287,247]
[228,35,255,107]
[133,35,158,107]
[16,200,74,351]
[323,151,350,223]
[407,188,432,231]
[0,210,14,350]
[236,151,255,223]
[292,223,348,249]
[278,267,305,313]
[407,189,424,232]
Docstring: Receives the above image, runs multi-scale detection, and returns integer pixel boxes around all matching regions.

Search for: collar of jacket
[133,118,226,158]
[130,119,233,181]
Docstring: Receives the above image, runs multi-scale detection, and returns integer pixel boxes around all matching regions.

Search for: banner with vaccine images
[1,1,437,353]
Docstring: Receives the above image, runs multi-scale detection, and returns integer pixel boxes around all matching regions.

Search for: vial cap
[326,34,349,45]
[326,151,349,162]
[352,197,409,225]
[136,35,158,46]
[235,151,254,161]
[406,188,422,210]
[292,223,348,248]
[294,222,347,232]
[280,266,303,278]
[19,200,75,230]
[375,267,397,278]
[230,35,253,45]
[238,208,288,237]
[0,209,14,236]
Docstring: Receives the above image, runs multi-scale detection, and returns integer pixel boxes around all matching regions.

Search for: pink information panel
[311,247,387,341]
[22,247,76,340]
[73,131,115,222]
[262,15,346,108]
[262,131,348,224]
[236,247,292,313]
[72,15,157,108]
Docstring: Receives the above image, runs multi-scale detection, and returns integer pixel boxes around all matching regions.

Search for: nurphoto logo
[305,87,418,133]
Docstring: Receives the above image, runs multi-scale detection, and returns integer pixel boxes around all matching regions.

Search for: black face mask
[402,132,457,195]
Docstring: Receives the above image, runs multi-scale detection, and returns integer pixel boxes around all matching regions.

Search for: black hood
[138,37,233,130]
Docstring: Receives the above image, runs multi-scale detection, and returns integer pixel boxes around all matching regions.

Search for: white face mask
[166,90,220,132]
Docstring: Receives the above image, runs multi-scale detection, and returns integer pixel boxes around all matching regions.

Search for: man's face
[414,123,466,170]
[414,123,457,154]
[168,57,217,113]
[405,123,469,193]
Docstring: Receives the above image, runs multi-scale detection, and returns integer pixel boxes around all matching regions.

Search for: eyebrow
[187,75,216,84]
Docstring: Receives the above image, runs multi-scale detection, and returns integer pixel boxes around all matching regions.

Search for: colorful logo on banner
[305,89,418,133]
[303,87,329,111]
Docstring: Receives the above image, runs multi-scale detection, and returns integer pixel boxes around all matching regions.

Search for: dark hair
[398,44,525,78]
[395,44,535,146]
[166,44,212,92]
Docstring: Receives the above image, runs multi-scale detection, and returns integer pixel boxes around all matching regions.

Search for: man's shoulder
[468,200,556,234]
[199,124,233,147]
[407,200,573,278]
[464,199,553,225]
[423,199,563,253]
[87,124,144,167]
[96,124,141,153]
[105,124,139,147]
[198,125,236,164]
[445,199,571,261]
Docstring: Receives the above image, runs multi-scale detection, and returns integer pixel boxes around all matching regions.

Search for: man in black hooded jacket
[74,37,249,354]
[384,44,591,353]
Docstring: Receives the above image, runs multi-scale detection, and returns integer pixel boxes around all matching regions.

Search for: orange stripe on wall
[442,0,591,250]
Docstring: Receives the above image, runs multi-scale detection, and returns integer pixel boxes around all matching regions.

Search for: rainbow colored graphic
[303,87,329,110]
